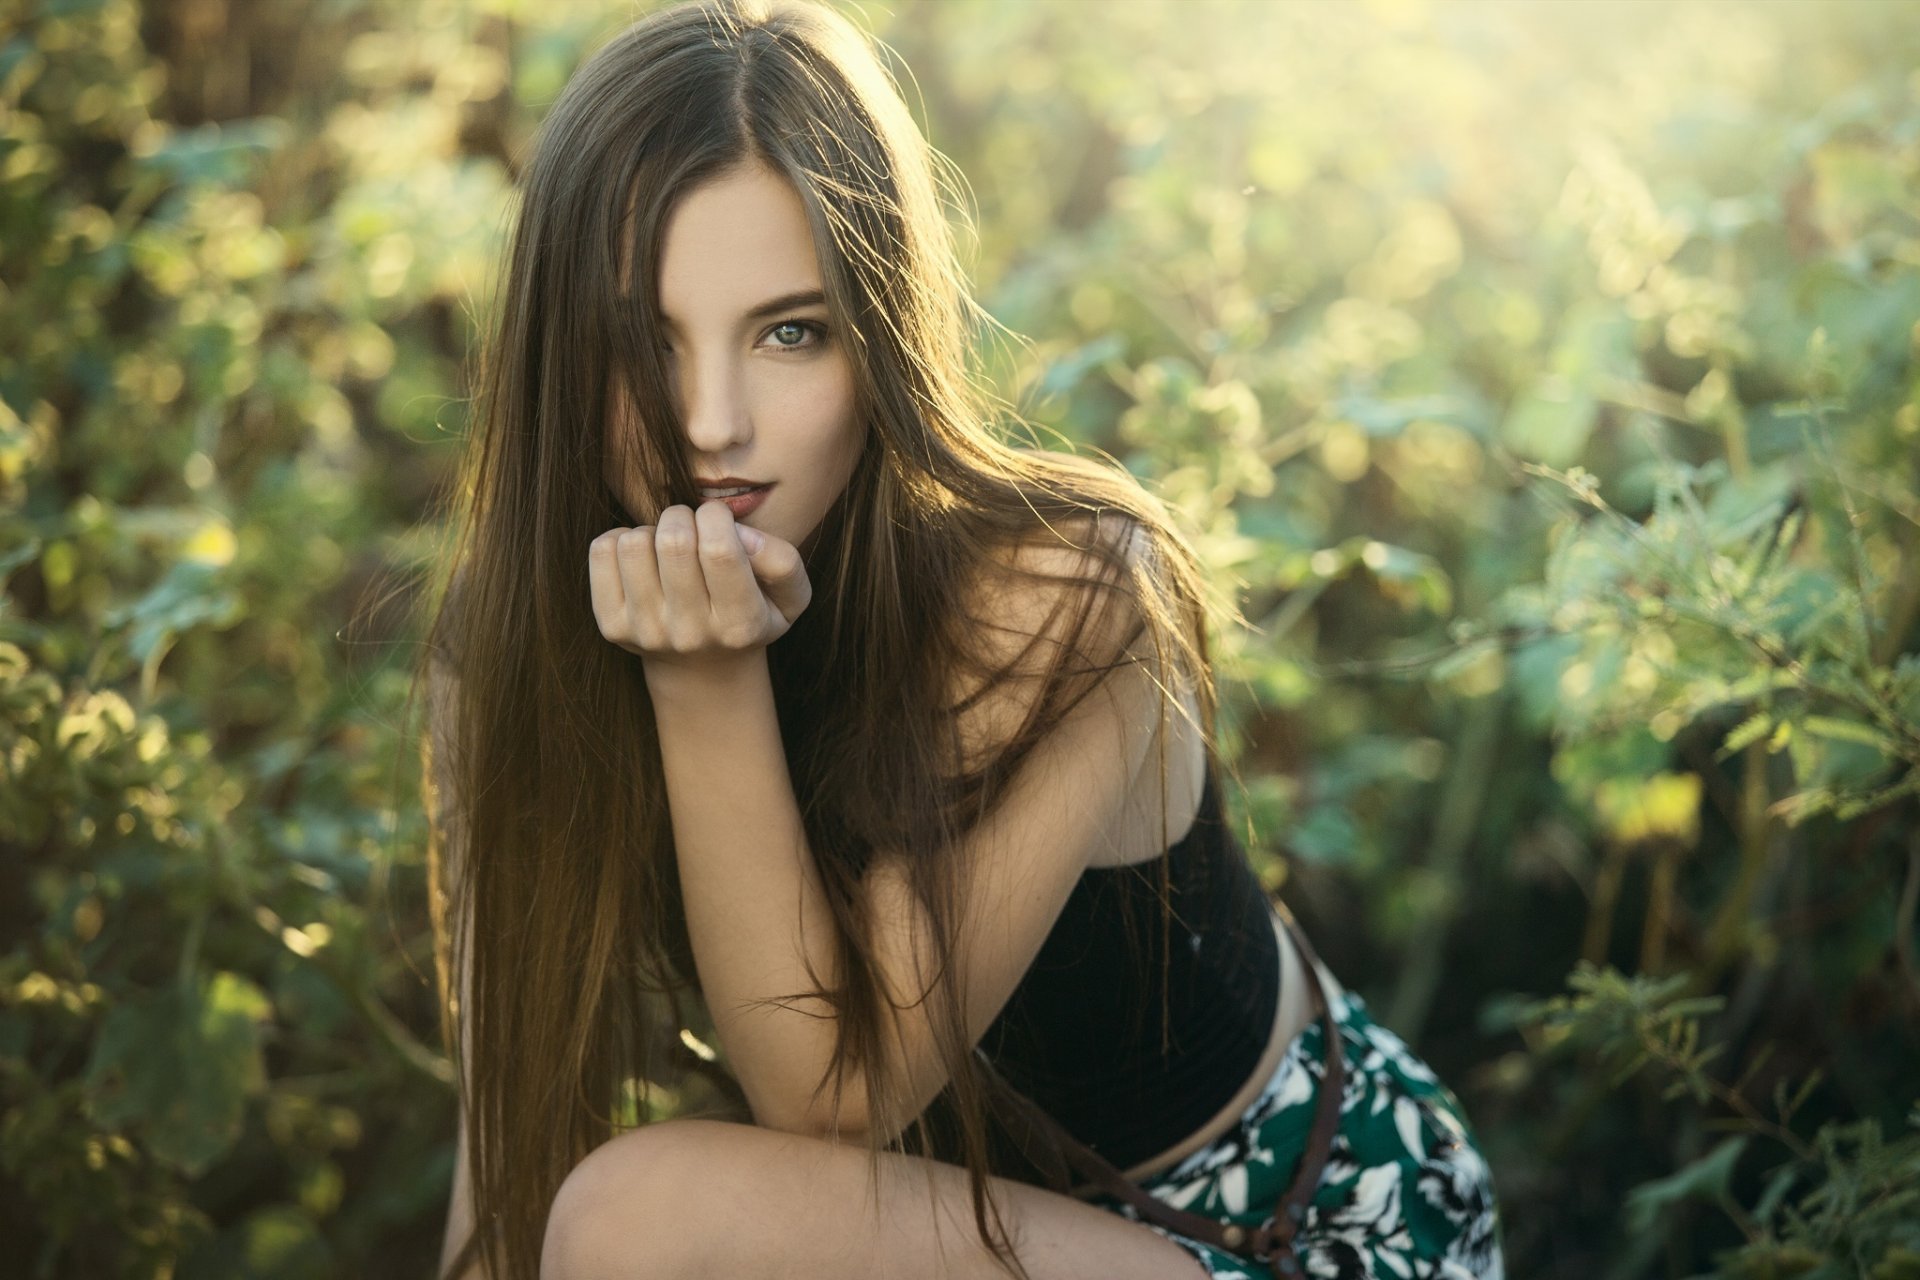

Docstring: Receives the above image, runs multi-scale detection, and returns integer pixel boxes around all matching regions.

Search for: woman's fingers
[652,505,711,647]
[743,530,812,626]
[588,529,628,637]
[694,501,768,641]
[613,526,666,650]
[588,503,811,659]
[692,501,812,629]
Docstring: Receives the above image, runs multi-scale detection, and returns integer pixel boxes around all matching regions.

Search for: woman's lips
[699,482,772,519]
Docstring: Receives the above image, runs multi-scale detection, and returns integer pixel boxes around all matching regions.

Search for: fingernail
[738,526,765,553]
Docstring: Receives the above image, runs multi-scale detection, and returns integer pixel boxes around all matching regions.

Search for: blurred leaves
[82,972,271,1177]
[1523,965,1920,1273]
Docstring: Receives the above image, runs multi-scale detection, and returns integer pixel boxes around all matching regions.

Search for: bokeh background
[4,0,1918,1275]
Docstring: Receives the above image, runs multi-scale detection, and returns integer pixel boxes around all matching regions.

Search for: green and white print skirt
[1086,990,1504,1279]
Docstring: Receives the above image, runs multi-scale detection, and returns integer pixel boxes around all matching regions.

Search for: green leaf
[101,560,245,667]
[1037,332,1126,399]
[1625,1136,1749,1235]
[1330,391,1469,438]
[0,37,38,95]
[0,535,40,584]
[188,1205,335,1280]
[1720,712,1774,758]
[1288,803,1361,865]
[1429,637,1501,683]
[1799,715,1898,755]
[1752,1163,1801,1226]
[1501,376,1598,467]
[132,117,291,187]
[83,971,273,1176]
[1772,787,1838,827]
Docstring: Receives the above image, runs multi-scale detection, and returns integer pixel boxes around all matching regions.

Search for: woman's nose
[677,357,752,455]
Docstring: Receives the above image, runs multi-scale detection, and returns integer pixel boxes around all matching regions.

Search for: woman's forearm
[643,649,856,1137]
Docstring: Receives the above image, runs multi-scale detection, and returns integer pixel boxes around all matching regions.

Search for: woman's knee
[542,1118,745,1280]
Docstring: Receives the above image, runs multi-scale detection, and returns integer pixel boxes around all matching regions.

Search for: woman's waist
[1109,908,1337,1185]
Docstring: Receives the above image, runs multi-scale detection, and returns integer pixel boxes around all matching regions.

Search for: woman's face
[605,161,864,556]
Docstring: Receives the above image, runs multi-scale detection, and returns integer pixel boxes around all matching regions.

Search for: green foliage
[3,0,1917,1276]
[84,970,273,1177]
[1522,967,1920,1276]
[1495,439,1919,827]
[2,1,455,1273]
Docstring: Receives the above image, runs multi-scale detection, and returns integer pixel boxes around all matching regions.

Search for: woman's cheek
[799,356,859,448]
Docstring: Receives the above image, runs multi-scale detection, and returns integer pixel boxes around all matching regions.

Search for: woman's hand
[588,500,811,668]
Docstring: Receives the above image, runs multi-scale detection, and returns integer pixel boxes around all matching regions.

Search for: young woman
[419,2,1503,1278]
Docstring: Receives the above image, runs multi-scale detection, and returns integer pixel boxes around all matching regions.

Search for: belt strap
[975,910,1345,1279]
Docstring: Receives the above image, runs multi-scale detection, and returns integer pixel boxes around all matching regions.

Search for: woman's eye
[765,320,824,351]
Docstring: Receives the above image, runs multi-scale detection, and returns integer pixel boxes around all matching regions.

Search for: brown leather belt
[977,909,1345,1278]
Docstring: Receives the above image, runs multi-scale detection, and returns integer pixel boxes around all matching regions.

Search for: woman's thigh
[1086,993,1505,1280]
[541,1115,1210,1280]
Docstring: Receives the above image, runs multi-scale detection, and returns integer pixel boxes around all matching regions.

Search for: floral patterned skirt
[1083,989,1504,1279]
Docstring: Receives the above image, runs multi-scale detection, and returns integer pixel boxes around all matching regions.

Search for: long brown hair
[416,2,1236,1276]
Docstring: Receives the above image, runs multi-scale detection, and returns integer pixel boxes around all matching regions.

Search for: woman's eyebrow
[657,287,828,332]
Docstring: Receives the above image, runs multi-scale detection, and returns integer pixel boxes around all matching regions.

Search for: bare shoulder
[945,506,1154,776]
[966,504,1146,653]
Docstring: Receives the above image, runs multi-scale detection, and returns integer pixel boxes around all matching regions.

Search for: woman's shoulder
[968,521,1145,651]
[938,449,1181,777]
[950,463,1152,699]
[996,446,1152,570]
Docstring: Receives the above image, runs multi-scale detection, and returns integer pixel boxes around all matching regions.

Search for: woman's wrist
[641,647,771,711]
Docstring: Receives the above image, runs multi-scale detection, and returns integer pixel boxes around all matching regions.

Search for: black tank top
[974,762,1281,1172]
